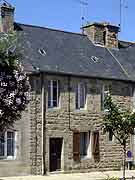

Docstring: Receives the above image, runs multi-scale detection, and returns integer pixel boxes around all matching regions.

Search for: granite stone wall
[29,74,133,174]
[1,74,132,176]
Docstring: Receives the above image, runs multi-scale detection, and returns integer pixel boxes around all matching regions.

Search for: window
[73,131,91,161]
[76,83,86,109]
[48,80,59,108]
[101,84,110,111]
[0,131,16,159]
[108,130,114,142]
[80,132,91,159]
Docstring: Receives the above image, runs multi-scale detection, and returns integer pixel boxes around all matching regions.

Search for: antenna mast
[73,0,88,27]
[119,0,128,32]
[119,0,122,31]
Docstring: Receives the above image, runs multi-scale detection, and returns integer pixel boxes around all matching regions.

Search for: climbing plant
[0,31,30,132]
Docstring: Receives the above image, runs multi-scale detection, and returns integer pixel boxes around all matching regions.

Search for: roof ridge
[15,22,86,37]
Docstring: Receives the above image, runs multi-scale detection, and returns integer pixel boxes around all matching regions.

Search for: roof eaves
[30,70,134,83]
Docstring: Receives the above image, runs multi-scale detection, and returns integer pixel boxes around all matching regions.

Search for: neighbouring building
[0,0,135,176]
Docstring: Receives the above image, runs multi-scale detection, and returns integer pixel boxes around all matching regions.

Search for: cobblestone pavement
[1,170,135,180]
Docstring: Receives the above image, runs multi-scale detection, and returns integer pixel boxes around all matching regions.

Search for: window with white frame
[48,80,59,108]
[76,83,86,109]
[80,132,91,159]
[0,131,16,159]
[101,84,110,111]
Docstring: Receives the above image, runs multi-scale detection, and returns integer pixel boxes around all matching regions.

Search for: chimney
[82,22,120,49]
[0,1,15,33]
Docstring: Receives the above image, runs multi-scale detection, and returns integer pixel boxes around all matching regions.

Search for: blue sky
[8,0,135,42]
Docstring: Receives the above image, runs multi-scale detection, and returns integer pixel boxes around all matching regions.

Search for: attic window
[91,56,99,63]
[38,49,47,56]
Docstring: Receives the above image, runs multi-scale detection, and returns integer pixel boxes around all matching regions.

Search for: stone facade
[27,74,134,175]
[0,99,31,176]
[0,73,133,176]
[0,1,133,177]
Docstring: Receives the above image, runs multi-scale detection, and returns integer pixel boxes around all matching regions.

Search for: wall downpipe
[68,75,71,131]
[41,72,46,175]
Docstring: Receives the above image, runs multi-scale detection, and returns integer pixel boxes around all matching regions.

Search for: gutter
[41,72,46,175]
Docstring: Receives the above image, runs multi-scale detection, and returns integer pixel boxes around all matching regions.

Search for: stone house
[0,0,135,177]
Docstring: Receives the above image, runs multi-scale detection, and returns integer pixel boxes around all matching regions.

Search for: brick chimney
[82,22,120,49]
[0,1,15,32]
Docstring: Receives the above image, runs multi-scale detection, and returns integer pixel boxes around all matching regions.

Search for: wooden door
[49,138,63,172]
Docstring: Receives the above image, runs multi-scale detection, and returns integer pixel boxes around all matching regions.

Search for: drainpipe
[68,76,71,131]
[41,72,46,175]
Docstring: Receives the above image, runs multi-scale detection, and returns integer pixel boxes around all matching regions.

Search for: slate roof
[15,23,135,82]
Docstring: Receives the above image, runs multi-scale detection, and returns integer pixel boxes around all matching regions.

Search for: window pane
[76,83,86,109]
[80,132,87,156]
[48,81,51,108]
[53,81,57,88]
[48,80,59,108]
[101,84,110,111]
[53,86,57,107]
[109,130,113,141]
[76,85,79,109]
[53,81,59,107]
[80,84,86,108]
[0,134,4,156]
[7,132,14,156]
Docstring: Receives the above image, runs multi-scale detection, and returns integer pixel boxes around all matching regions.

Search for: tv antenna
[73,0,88,27]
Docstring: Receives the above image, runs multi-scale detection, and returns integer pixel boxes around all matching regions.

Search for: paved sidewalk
[1,170,135,180]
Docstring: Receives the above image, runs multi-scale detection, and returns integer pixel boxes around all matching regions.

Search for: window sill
[0,157,15,160]
[74,108,87,113]
[80,156,91,161]
[47,107,60,111]
[107,140,114,144]
[101,109,109,115]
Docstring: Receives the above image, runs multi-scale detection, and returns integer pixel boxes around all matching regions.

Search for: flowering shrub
[0,32,30,132]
